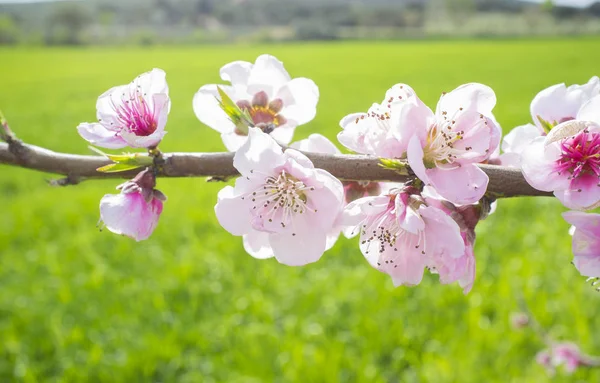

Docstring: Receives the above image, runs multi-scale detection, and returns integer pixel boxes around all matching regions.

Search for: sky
[0,0,595,6]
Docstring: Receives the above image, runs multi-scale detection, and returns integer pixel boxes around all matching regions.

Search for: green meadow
[1,39,600,382]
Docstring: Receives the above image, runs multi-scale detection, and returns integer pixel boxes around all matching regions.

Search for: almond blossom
[193,54,319,151]
[214,128,344,266]
[405,83,501,204]
[291,133,389,204]
[338,84,416,157]
[99,168,166,241]
[343,186,466,288]
[521,95,600,210]
[78,68,170,149]
[501,76,600,167]
[562,211,600,278]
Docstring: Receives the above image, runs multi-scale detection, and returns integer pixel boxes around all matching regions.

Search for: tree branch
[0,141,549,198]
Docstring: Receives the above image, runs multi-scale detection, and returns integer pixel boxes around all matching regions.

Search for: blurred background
[1,0,600,382]
[0,0,599,45]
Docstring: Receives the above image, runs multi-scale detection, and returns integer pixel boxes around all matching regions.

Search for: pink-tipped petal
[77,123,128,149]
[100,192,162,241]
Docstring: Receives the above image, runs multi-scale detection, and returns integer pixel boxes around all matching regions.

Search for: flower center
[556,130,600,179]
[423,124,465,167]
[113,89,157,136]
[236,91,287,135]
[243,171,315,231]
[360,196,427,264]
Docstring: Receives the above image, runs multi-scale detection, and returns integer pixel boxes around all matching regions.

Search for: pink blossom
[536,342,590,375]
[405,83,501,204]
[521,96,600,210]
[531,76,600,131]
[193,55,319,151]
[215,128,344,266]
[562,211,600,277]
[291,133,390,204]
[78,69,170,149]
[501,77,600,166]
[99,168,166,241]
[343,186,465,287]
[338,84,417,157]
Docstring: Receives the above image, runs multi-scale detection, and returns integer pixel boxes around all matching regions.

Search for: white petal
[406,135,430,184]
[247,54,291,96]
[192,84,236,134]
[214,186,253,236]
[269,125,296,146]
[77,122,127,149]
[220,60,253,85]
[291,133,340,155]
[96,84,127,130]
[221,132,249,152]
[243,231,274,259]
[277,77,319,125]
[577,94,600,124]
[501,123,542,155]
[233,128,285,175]
[134,68,169,97]
[436,83,496,116]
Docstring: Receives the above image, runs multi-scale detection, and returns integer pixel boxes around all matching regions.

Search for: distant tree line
[0,0,599,46]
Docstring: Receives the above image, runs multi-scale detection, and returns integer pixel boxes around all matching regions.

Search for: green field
[1,39,600,382]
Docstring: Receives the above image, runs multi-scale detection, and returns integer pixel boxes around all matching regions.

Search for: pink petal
[520,136,567,192]
[427,164,488,205]
[556,173,600,210]
[134,68,169,98]
[77,122,127,149]
[501,123,543,157]
[269,216,327,266]
[420,205,465,258]
[100,192,162,241]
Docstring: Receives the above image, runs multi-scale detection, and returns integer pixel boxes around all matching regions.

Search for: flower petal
[520,136,568,192]
[193,84,236,134]
[577,94,600,124]
[426,164,488,205]
[436,83,496,116]
[276,77,319,125]
[77,122,128,149]
[100,192,162,241]
[214,186,253,236]
[269,216,327,266]
[247,54,292,96]
[220,60,253,85]
[291,133,341,155]
[556,173,600,211]
[243,231,274,259]
[233,128,286,176]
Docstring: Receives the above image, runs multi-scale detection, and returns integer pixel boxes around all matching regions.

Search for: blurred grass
[1,39,599,382]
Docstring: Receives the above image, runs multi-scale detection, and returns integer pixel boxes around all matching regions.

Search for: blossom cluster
[75,55,600,294]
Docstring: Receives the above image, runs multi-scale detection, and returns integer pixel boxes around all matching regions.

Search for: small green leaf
[216,86,254,135]
[91,146,154,173]
[379,158,409,176]
[97,162,146,173]
[536,115,557,133]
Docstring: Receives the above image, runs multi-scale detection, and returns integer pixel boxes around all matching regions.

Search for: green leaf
[379,158,409,175]
[91,146,154,173]
[97,162,146,173]
[216,86,254,135]
[536,115,556,134]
